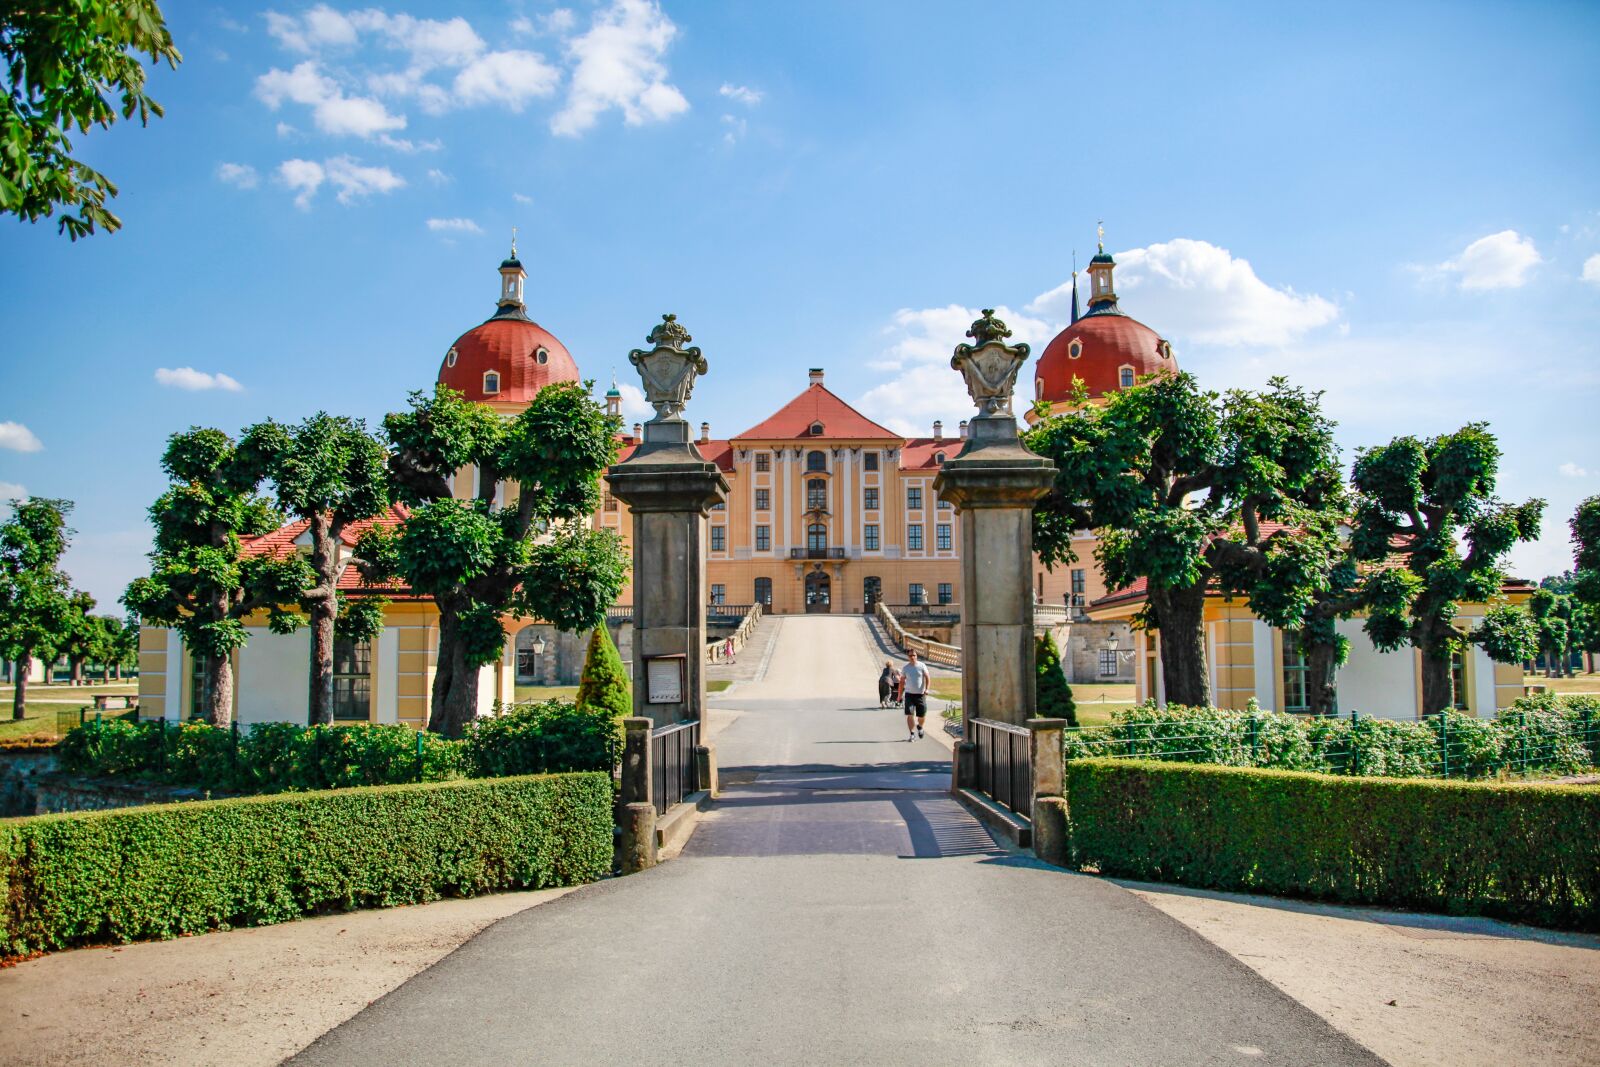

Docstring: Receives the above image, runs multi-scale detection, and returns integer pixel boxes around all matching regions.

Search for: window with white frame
[1283,635,1311,714]
[909,583,926,605]
[863,487,878,511]
[1099,649,1118,677]
[710,526,726,551]
[937,582,952,605]
[907,524,923,551]
[755,452,771,472]
[807,478,827,511]
[863,452,879,472]
[755,488,770,511]
[936,524,951,551]
[863,524,879,551]
[755,524,770,551]
[710,584,725,605]
[1119,366,1135,389]
[806,450,826,471]
[907,486,922,510]
[332,637,372,721]
[483,371,501,394]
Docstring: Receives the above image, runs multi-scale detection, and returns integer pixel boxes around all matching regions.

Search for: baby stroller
[878,668,901,708]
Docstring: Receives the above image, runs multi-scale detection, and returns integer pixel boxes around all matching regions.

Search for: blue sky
[2,0,1598,608]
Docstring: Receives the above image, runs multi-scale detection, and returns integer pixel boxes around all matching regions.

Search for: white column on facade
[1472,647,1496,718]
[841,449,853,552]
[165,628,182,722]
[779,449,793,552]
[376,626,399,723]
[1252,621,1276,712]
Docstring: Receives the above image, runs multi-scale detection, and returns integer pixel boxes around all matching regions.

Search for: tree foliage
[243,413,391,724]
[1572,495,1600,609]
[358,383,628,736]
[1026,373,1344,707]
[575,625,631,720]
[123,428,313,725]
[1349,423,1543,714]
[1034,631,1076,726]
[0,497,74,718]
[1,1,181,238]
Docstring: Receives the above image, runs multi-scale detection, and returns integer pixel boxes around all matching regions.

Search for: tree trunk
[1151,586,1210,707]
[12,657,28,720]
[70,656,85,685]
[1419,646,1453,717]
[307,513,339,726]
[427,609,480,737]
[1306,638,1340,717]
[203,654,234,727]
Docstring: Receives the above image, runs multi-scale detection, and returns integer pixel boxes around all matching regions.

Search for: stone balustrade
[874,602,961,667]
[705,603,764,664]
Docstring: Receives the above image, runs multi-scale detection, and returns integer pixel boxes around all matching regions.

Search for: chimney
[933,420,943,441]
[808,368,825,386]
[700,421,710,443]
[959,420,968,438]
[632,422,642,439]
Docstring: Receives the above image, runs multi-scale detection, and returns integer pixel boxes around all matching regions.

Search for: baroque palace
[136,241,1530,726]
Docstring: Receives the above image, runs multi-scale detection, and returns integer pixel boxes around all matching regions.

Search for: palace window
[864,452,879,472]
[710,526,726,551]
[807,478,827,511]
[907,525,923,551]
[909,583,926,606]
[1099,649,1118,677]
[712,500,725,511]
[1283,635,1310,714]
[937,582,953,605]
[755,488,770,511]
[331,637,372,722]
[710,584,725,605]
[938,497,952,510]
[807,523,828,553]
[603,491,618,512]
[755,452,771,472]
[445,347,458,367]
[934,452,946,464]
[809,422,824,436]
[1071,568,1086,595]
[1450,649,1470,712]
[863,524,879,551]
[483,371,501,394]
[863,487,879,511]
[754,577,772,606]
[907,487,923,510]
[936,524,951,551]
[807,450,827,471]
[755,524,770,551]
[189,653,211,720]
[1118,365,1135,389]
[535,347,549,365]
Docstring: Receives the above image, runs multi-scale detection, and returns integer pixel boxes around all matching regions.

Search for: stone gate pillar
[933,311,1056,789]
[606,314,729,728]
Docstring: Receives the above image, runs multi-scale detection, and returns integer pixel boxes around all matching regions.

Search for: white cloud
[377,133,440,152]
[276,121,298,138]
[513,9,576,36]
[513,192,534,204]
[255,61,406,138]
[721,114,747,144]
[427,217,482,234]
[615,382,653,423]
[856,304,1053,436]
[279,157,325,207]
[1030,238,1339,346]
[552,0,688,136]
[0,482,26,501]
[1438,230,1542,290]
[155,368,244,392]
[427,168,451,184]
[353,12,485,69]
[1560,462,1589,478]
[718,83,762,106]
[453,50,561,110]
[0,422,43,453]
[1582,253,1600,286]
[264,5,359,53]
[216,162,259,188]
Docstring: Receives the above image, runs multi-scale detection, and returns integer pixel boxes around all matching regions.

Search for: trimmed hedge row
[54,699,622,795]
[1065,758,1600,931]
[0,771,613,958]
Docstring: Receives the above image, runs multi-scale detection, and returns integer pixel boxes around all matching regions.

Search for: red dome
[437,315,580,404]
[1034,312,1175,404]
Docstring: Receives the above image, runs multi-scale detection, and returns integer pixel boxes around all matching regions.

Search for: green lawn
[0,682,137,699]
[708,680,732,693]
[0,705,83,744]
[513,685,581,703]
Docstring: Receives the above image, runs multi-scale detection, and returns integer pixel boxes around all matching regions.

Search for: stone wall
[1047,620,1137,685]
[0,748,213,817]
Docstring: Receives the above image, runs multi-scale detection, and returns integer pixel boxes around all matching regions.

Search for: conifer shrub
[1035,632,1077,726]
[575,625,631,719]
[1064,758,1600,931]
[0,772,613,958]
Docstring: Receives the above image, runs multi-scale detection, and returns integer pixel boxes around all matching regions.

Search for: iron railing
[650,719,701,815]
[788,547,847,560]
[971,717,1032,818]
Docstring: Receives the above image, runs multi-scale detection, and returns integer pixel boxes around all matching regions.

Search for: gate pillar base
[694,742,718,797]
[619,801,658,874]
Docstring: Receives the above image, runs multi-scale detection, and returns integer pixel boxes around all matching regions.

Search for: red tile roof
[898,438,959,470]
[732,383,899,441]
[612,437,735,472]
[241,504,413,596]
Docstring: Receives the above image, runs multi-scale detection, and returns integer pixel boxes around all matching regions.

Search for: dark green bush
[1065,759,1600,931]
[463,699,621,779]
[0,772,613,958]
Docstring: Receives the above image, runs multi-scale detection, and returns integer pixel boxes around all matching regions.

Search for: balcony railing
[788,547,847,560]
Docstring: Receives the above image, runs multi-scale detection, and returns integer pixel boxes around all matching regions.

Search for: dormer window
[1035,377,1044,399]
[934,452,946,464]
[484,371,501,394]
[1068,339,1083,359]
[809,421,824,436]
[445,347,458,368]
[535,347,549,365]
[1118,366,1135,389]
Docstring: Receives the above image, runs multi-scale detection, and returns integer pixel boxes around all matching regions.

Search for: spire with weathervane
[493,227,529,320]
[1085,220,1122,315]
[1070,249,1079,324]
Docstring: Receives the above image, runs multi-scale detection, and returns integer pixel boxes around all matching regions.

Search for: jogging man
[901,649,931,740]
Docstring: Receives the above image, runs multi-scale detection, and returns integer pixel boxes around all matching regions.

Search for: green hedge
[54,699,620,795]
[1065,759,1600,931]
[0,771,613,958]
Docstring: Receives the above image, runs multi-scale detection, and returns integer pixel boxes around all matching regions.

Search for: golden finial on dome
[510,225,518,258]
[1097,220,1104,253]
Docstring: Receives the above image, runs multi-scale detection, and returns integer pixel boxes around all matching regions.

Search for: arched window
[806,478,826,511]
[484,371,501,394]
[1118,365,1135,389]
[754,577,772,606]
[806,450,826,471]
[445,347,458,367]
[807,523,827,553]
[1036,377,1044,399]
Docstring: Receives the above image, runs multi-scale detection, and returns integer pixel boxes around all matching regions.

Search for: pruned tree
[575,625,631,719]
[123,429,313,725]
[1,1,181,238]
[58,590,102,684]
[243,413,391,725]
[0,497,74,719]
[358,383,628,737]
[1027,373,1345,707]
[1034,631,1077,726]
[1350,424,1543,715]
[1528,588,1574,678]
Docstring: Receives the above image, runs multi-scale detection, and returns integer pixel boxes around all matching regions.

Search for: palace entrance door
[804,570,831,613]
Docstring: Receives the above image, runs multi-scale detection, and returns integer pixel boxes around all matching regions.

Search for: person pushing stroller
[878,661,901,708]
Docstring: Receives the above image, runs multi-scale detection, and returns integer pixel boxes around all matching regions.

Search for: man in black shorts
[901,649,931,740]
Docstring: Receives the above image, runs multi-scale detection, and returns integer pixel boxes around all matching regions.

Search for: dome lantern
[496,228,527,319]
[1087,221,1118,311]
